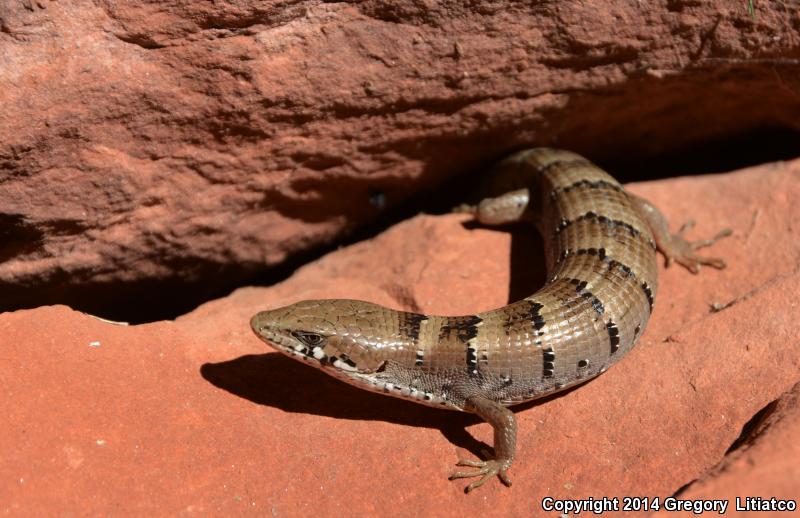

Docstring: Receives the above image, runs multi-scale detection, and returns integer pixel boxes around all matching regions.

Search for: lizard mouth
[249,311,361,374]
[250,312,341,369]
[250,313,311,357]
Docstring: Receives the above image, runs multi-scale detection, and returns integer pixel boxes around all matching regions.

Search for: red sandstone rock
[1,159,799,515]
[654,382,800,517]
[1,1,799,315]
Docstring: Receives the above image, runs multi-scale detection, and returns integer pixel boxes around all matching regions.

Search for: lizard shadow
[201,353,581,460]
[202,353,581,459]
[201,353,489,454]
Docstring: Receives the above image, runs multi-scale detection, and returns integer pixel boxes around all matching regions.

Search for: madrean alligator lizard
[251,148,730,492]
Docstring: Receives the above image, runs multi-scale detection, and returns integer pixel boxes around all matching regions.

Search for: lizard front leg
[449,396,517,493]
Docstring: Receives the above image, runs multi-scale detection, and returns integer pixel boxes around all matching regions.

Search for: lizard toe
[449,458,512,493]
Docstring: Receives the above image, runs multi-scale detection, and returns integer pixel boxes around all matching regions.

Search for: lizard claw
[454,458,485,468]
[677,219,695,236]
[690,228,733,250]
[449,454,513,493]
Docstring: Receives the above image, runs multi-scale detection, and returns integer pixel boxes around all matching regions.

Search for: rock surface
[2,158,799,515]
[2,0,800,317]
[656,381,800,517]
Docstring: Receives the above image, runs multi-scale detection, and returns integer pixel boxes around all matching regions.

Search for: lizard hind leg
[631,194,732,274]
[667,225,732,272]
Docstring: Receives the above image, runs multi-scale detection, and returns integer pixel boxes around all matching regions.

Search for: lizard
[250,148,731,492]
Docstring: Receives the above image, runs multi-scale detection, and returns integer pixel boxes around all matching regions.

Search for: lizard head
[250,299,394,374]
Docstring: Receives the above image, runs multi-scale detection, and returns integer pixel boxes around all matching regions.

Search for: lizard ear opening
[291,331,326,347]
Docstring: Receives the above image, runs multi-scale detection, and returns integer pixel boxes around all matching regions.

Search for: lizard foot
[663,222,732,274]
[448,450,512,493]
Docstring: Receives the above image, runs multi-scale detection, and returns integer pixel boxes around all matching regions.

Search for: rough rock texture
[656,381,800,517]
[2,159,799,515]
[2,0,800,317]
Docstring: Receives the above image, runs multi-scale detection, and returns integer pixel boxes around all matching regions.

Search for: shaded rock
[1,158,799,515]
[1,0,800,318]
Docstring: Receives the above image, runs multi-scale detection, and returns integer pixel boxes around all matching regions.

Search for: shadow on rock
[201,353,480,454]
[201,352,573,461]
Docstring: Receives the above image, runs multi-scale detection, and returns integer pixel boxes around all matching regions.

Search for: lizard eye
[291,331,326,347]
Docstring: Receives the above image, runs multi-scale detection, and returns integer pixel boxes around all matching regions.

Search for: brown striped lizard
[250,148,731,492]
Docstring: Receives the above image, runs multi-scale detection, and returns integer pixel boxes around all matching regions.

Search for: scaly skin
[250,148,730,492]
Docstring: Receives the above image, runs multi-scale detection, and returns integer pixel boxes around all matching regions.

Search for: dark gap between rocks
[723,397,781,455]
[2,126,799,324]
[670,478,698,499]
[604,126,800,181]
